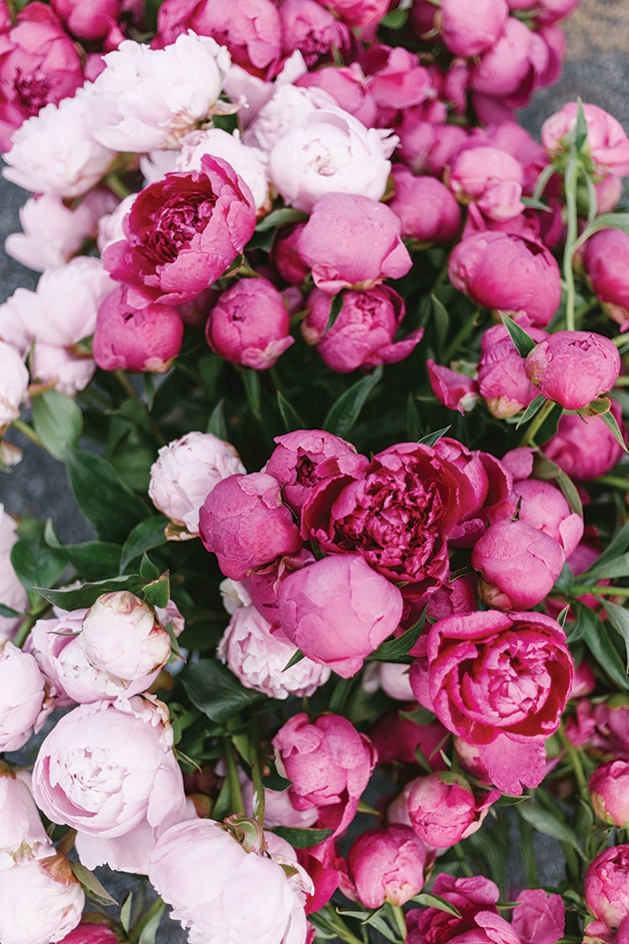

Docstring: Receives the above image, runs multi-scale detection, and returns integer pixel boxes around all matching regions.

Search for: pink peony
[542,402,626,481]
[439,0,509,57]
[93,285,184,373]
[50,0,121,40]
[585,845,629,929]
[406,772,499,848]
[525,331,621,408]
[583,229,629,329]
[405,874,505,944]
[427,360,480,415]
[389,166,461,244]
[199,471,302,580]
[205,277,294,369]
[488,478,583,558]
[342,825,426,908]
[278,0,354,69]
[296,192,412,295]
[590,760,629,828]
[542,102,629,177]
[103,155,256,307]
[449,145,524,222]
[301,285,423,373]
[0,768,51,866]
[296,63,377,128]
[0,853,84,944]
[511,889,565,944]
[477,323,549,418]
[0,633,50,752]
[0,341,28,428]
[56,926,118,944]
[277,553,403,677]
[272,712,376,837]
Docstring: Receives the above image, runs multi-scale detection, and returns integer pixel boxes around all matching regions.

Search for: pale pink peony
[296,63,377,128]
[30,343,96,397]
[0,768,51,868]
[176,128,271,213]
[0,633,51,752]
[149,431,246,536]
[0,853,84,944]
[0,505,28,638]
[525,330,621,409]
[277,553,403,677]
[205,277,294,369]
[217,603,330,698]
[0,339,28,428]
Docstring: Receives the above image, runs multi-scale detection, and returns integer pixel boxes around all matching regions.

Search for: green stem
[520,399,556,447]
[387,904,407,942]
[559,726,588,798]
[250,719,266,829]
[129,895,166,944]
[224,739,245,816]
[441,310,480,363]
[573,584,629,596]
[597,475,629,489]
[114,370,139,400]
[105,174,132,200]
[11,418,45,450]
[13,600,52,648]
[562,148,579,332]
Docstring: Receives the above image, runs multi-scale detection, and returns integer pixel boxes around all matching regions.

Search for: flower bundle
[2,1,629,943]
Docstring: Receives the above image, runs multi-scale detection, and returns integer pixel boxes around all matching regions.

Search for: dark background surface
[0,0,627,937]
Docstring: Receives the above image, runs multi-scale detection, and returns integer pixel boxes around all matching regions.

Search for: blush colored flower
[0,633,50,752]
[0,853,84,944]
[0,341,28,429]
[542,102,629,177]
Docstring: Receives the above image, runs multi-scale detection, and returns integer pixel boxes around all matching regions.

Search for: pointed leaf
[276,391,304,433]
[515,395,545,430]
[324,291,345,335]
[603,600,629,671]
[323,366,383,438]
[583,618,629,691]
[406,394,421,441]
[600,408,629,452]
[583,552,629,583]
[32,390,83,462]
[11,519,67,602]
[532,452,582,516]
[270,827,333,848]
[255,207,307,232]
[499,312,536,357]
[517,803,585,859]
[70,861,117,905]
[431,294,450,353]
[367,610,426,661]
[418,425,451,448]
[66,448,150,544]
[412,893,462,918]
[140,553,160,581]
[242,368,261,416]
[35,574,145,611]
[584,519,629,573]
[207,400,227,439]
[181,659,266,722]
[575,98,588,151]
[143,573,170,609]
[282,649,306,671]
[120,516,169,572]
[0,603,22,617]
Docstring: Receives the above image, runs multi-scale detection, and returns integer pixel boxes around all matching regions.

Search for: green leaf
[208,400,227,439]
[406,394,421,441]
[582,552,629,583]
[35,574,145,611]
[603,600,629,671]
[323,366,383,438]
[411,893,462,918]
[568,601,599,643]
[143,373,156,410]
[11,519,67,602]
[270,827,333,848]
[181,660,266,723]
[255,207,308,233]
[323,292,345,335]
[575,98,588,152]
[553,561,573,595]
[600,408,629,452]
[521,197,552,212]
[532,452,583,516]
[242,368,261,416]
[499,312,536,357]
[381,6,409,28]
[583,618,629,691]
[44,520,121,582]
[584,519,629,574]
[66,448,150,544]
[120,516,169,572]
[515,395,545,430]
[282,649,306,671]
[143,573,170,609]
[0,602,22,617]
[31,390,82,462]
[368,610,426,661]
[418,425,451,448]
[276,391,304,433]
[576,212,629,249]
[70,861,117,905]
[140,553,160,581]
[120,893,133,934]
[517,803,586,860]
[431,294,450,354]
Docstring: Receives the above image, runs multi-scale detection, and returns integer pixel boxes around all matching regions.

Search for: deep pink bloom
[470,16,550,109]
[542,402,626,481]
[585,845,629,929]
[301,441,461,593]
[389,167,461,244]
[488,478,583,558]
[278,0,354,68]
[296,193,412,296]
[448,231,561,327]
[471,518,565,611]
[321,0,389,29]
[199,472,302,580]
[103,155,256,306]
[449,145,524,222]
[93,285,184,373]
[477,323,549,418]
[155,0,282,78]
[405,874,504,944]
[57,925,118,944]
[439,0,509,58]
[361,45,434,122]
[427,360,480,415]
[0,3,84,152]
[342,825,426,908]
[272,712,376,837]
[406,772,499,848]
[271,223,310,286]
[511,889,565,944]
[301,286,423,373]
[205,277,294,370]
[277,553,403,677]
[50,0,121,41]
[583,229,629,329]
[590,760,629,828]
[370,709,450,769]
[525,330,621,409]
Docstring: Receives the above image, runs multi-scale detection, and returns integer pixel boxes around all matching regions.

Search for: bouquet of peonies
[3,0,629,942]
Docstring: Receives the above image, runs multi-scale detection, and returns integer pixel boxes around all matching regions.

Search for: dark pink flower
[525,330,621,409]
[296,63,377,128]
[370,709,450,769]
[542,401,626,481]
[583,229,629,329]
[405,874,504,944]
[449,145,524,222]
[427,361,480,415]
[301,286,423,373]
[103,155,256,306]
[278,0,354,69]
[389,167,461,244]
[406,772,499,848]
[93,285,184,373]
[585,845,629,929]
[198,472,302,580]
[50,0,121,41]
[488,478,583,558]
[439,0,509,58]
[477,323,549,418]
[511,889,565,944]
[57,924,118,944]
[342,825,426,909]
[470,16,550,109]
[590,760,629,828]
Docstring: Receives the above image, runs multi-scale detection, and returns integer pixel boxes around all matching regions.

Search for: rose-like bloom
[0,506,27,639]
[511,889,565,944]
[301,441,461,593]
[199,471,302,580]
[0,339,28,428]
[217,604,330,698]
[488,478,583,559]
[296,192,412,295]
[93,285,184,373]
[0,768,51,868]
[583,230,629,329]
[3,84,116,198]
[427,360,480,415]
[149,431,246,536]
[439,0,508,57]
[278,0,353,69]
[421,610,573,794]
[542,402,626,481]
[590,760,629,828]
[301,286,423,373]
[477,323,549,418]
[449,146,524,222]
[585,846,629,929]
[56,925,118,944]
[470,16,551,109]
[525,330,621,409]
[342,825,426,909]
[0,633,51,752]
[389,167,461,244]
[50,0,121,40]
[90,33,231,152]
[542,102,629,177]
[277,553,403,677]
[103,155,256,306]
[244,84,329,155]
[0,853,84,944]
[472,519,564,611]
[296,63,377,127]
[265,429,360,514]
[273,712,376,836]
[80,591,171,682]
[448,231,561,327]
[0,3,84,153]
[268,104,394,214]
[176,128,271,213]
[205,277,294,369]
[406,772,499,848]
[405,874,502,944]
[156,0,282,79]
[5,189,118,273]
[149,819,311,944]
[32,696,188,873]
